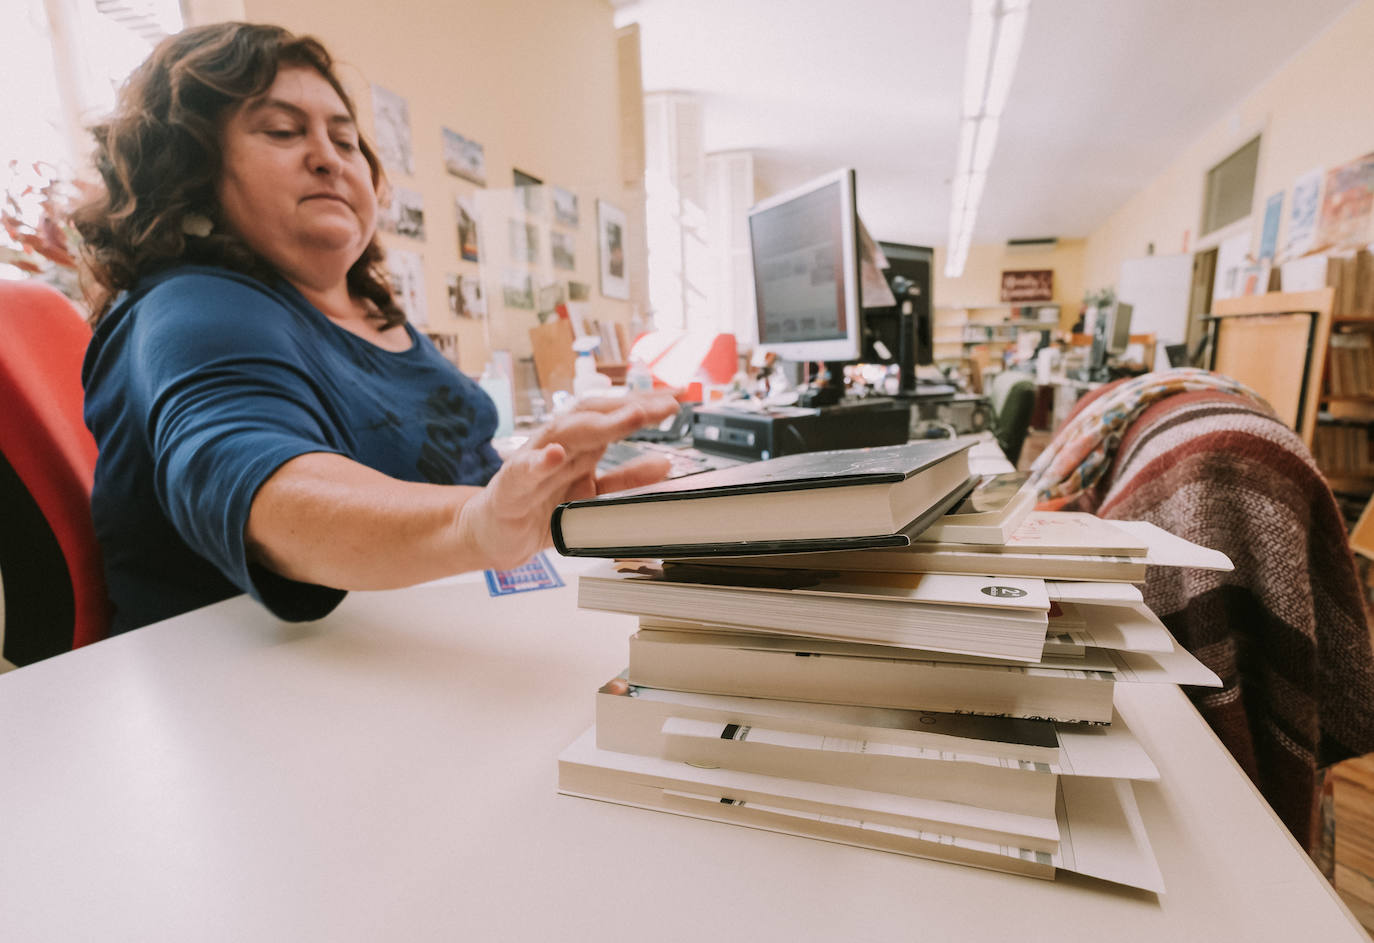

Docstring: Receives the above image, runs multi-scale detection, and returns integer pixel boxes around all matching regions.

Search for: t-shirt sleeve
[126,274,349,621]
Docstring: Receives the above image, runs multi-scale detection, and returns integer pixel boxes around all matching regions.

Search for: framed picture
[597,199,629,300]
[379,186,425,239]
[441,128,486,186]
[386,248,427,326]
[513,168,543,216]
[456,195,479,262]
[553,186,579,227]
[446,272,485,318]
[502,269,534,309]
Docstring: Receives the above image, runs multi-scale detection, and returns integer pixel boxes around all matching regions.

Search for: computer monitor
[748,167,862,366]
[1106,301,1134,355]
[867,242,934,369]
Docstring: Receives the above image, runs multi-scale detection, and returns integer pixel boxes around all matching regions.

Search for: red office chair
[0,279,109,664]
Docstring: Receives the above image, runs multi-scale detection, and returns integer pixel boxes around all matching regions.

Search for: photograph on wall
[370,84,414,176]
[551,230,576,271]
[514,168,543,215]
[568,279,591,302]
[441,127,486,186]
[425,331,461,369]
[553,186,579,227]
[1316,152,1374,250]
[1258,191,1283,262]
[446,272,485,319]
[509,219,539,264]
[386,248,427,326]
[597,199,629,299]
[537,280,567,319]
[456,195,480,262]
[502,269,534,309]
[379,186,425,239]
[1285,167,1325,259]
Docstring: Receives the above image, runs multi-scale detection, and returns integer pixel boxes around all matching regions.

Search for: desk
[0,560,1365,942]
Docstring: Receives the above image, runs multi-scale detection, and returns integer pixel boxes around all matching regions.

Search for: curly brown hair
[73,21,403,327]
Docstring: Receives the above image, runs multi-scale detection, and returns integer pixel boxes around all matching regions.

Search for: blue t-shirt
[82,265,501,634]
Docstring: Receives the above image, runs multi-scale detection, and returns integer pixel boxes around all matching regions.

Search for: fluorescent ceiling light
[945,0,1031,278]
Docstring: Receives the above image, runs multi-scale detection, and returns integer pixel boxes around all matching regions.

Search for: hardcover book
[916,472,1036,545]
[552,440,974,558]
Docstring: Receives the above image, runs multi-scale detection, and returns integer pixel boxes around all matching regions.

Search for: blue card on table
[485,552,564,596]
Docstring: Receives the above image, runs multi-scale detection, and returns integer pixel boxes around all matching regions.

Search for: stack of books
[554,442,1230,891]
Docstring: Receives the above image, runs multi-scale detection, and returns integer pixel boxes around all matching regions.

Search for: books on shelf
[915,472,1035,545]
[578,562,1052,663]
[551,439,973,558]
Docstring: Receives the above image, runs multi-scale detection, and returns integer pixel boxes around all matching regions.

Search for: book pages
[1109,520,1235,571]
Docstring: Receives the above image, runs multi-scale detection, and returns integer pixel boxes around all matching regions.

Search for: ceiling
[613,0,1356,248]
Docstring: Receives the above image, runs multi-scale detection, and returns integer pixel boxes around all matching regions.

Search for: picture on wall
[502,269,534,309]
[597,199,629,300]
[509,219,538,264]
[537,280,566,318]
[1316,152,1374,250]
[1286,167,1324,259]
[446,273,486,319]
[456,195,480,262]
[514,168,543,215]
[568,280,591,302]
[370,84,414,176]
[551,230,576,271]
[441,128,486,186]
[553,186,579,227]
[379,186,425,239]
[386,248,427,326]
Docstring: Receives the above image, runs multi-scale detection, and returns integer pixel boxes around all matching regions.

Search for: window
[1201,135,1260,236]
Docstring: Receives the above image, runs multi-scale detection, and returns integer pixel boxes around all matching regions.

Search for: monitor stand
[796,361,847,408]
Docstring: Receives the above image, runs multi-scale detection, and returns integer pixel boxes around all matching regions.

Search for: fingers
[531,392,680,452]
[595,454,671,494]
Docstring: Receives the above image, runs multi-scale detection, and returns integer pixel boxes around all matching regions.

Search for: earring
[182,213,213,237]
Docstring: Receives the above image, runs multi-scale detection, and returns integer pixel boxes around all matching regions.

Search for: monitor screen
[866,242,934,367]
[748,168,861,363]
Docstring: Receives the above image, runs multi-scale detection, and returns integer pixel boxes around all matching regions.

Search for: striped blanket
[1045,378,1374,851]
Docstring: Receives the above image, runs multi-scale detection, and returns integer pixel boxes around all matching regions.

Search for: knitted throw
[1029,368,1271,504]
[1055,384,1374,851]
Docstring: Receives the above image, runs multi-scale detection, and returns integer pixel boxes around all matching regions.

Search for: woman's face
[217,65,378,290]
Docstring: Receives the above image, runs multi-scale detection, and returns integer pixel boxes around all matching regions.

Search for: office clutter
[557,451,1235,891]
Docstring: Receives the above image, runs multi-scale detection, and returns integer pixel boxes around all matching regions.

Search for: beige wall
[189,0,642,375]
[934,239,1086,328]
[1083,0,1374,292]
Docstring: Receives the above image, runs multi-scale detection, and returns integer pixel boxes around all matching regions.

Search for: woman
[76,22,675,634]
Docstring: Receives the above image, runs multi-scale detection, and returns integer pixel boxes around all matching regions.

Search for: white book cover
[1107,636,1223,687]
[978,512,1149,555]
[1047,582,1144,606]
[559,728,1165,892]
[1111,520,1234,571]
[591,561,1050,612]
[1054,603,1174,653]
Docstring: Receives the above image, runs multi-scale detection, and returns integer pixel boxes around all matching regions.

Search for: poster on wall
[568,280,591,301]
[502,269,534,309]
[597,199,629,300]
[1258,191,1283,262]
[387,248,427,326]
[425,331,461,369]
[1211,229,1250,302]
[370,84,414,176]
[1316,152,1374,251]
[551,230,576,271]
[441,128,486,186]
[999,269,1053,304]
[456,196,480,262]
[1285,167,1324,259]
[379,186,425,239]
[446,273,485,318]
[553,187,579,227]
[509,219,538,264]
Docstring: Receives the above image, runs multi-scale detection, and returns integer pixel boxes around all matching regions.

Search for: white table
[0,558,1366,942]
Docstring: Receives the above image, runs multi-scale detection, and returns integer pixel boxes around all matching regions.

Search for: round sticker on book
[981,585,1028,598]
